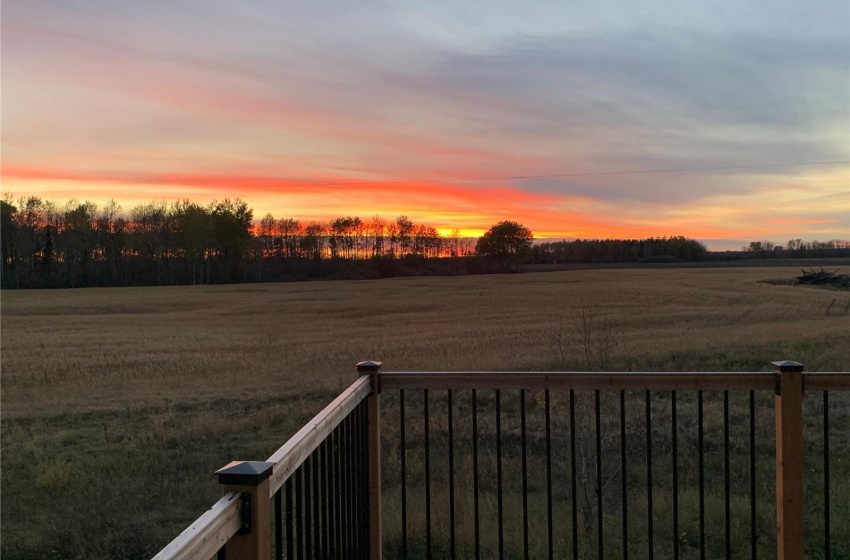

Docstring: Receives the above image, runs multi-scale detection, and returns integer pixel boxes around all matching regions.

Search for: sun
[435,227,487,238]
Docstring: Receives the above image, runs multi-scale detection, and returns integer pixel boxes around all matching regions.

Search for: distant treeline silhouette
[2,196,847,289]
[531,237,709,264]
[711,239,850,261]
[0,196,485,288]
[531,237,850,265]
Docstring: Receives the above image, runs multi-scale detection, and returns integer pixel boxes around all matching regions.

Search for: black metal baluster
[339,422,346,559]
[472,389,480,560]
[496,389,504,560]
[672,391,679,560]
[698,390,705,560]
[296,467,304,560]
[348,413,356,557]
[329,430,337,560]
[621,390,629,560]
[363,402,370,560]
[522,389,530,560]
[646,390,653,560]
[341,418,347,558]
[286,477,294,560]
[275,489,283,560]
[424,389,432,560]
[349,413,356,557]
[596,389,604,560]
[305,456,313,560]
[400,389,407,560]
[824,390,830,560]
[724,391,731,560]
[749,390,756,560]
[342,416,348,558]
[322,439,329,560]
[351,409,359,559]
[314,450,321,559]
[346,414,353,557]
[570,389,578,560]
[335,425,343,560]
[449,390,456,560]
[546,389,554,560]
[348,408,357,558]
[336,421,346,558]
[356,404,364,560]
[360,405,367,558]
[355,401,369,560]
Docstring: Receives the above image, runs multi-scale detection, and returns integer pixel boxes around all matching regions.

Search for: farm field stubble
[1,267,848,559]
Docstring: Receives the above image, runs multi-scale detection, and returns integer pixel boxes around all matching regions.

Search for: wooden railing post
[773,360,805,560]
[358,360,383,560]
[215,460,275,560]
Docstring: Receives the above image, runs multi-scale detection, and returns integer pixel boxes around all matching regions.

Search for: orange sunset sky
[2,2,848,249]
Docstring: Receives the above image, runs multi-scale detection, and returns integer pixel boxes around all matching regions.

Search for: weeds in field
[550,303,622,370]
[35,461,74,492]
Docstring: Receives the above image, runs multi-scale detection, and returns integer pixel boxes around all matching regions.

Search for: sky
[2,1,848,248]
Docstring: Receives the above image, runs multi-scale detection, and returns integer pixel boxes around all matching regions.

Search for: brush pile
[796,268,850,288]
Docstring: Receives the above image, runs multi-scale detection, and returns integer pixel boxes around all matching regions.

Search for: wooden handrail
[380,371,777,391]
[151,492,242,560]
[803,372,850,391]
[152,376,370,560]
[265,374,371,497]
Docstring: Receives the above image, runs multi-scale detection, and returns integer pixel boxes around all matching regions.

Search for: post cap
[215,461,275,486]
[356,360,383,373]
[772,360,804,373]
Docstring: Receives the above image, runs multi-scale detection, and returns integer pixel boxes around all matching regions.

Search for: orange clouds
[3,163,846,244]
[1,164,565,230]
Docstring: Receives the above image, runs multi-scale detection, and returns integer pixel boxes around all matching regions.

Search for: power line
[278,160,849,188]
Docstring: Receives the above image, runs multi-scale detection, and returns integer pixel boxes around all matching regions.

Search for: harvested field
[2,267,848,558]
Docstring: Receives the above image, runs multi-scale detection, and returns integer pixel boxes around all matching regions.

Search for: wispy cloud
[2,0,847,245]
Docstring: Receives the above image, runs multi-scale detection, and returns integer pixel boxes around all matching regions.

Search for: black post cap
[215,461,275,486]
[772,360,804,373]
[356,360,383,373]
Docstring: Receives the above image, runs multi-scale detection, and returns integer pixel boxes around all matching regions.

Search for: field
[2,267,849,559]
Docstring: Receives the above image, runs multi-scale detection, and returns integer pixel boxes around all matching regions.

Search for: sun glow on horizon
[435,227,487,238]
[3,161,849,247]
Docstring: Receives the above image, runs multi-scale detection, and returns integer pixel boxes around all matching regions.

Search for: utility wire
[277,160,848,188]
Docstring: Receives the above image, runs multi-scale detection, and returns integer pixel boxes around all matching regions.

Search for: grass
[1,267,849,559]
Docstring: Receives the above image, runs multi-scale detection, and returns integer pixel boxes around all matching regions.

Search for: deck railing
[152,361,848,560]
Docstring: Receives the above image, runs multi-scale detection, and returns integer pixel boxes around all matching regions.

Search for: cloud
[2,1,847,243]
[0,164,577,227]
[421,28,847,163]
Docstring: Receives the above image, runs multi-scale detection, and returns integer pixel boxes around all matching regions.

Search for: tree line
[0,196,483,289]
[737,239,850,255]
[530,236,710,264]
[700,239,850,262]
[3,195,846,289]
[531,237,850,265]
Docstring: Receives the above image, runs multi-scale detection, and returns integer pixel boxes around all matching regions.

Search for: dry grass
[3,267,848,418]
[1,267,848,559]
